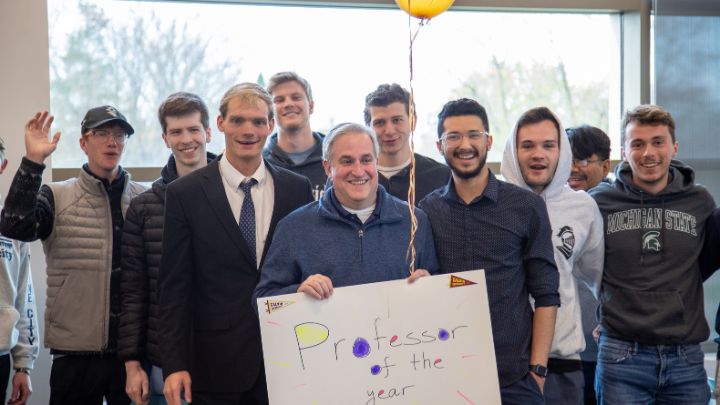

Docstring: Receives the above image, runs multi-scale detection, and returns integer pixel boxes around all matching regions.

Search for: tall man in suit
[158,83,314,405]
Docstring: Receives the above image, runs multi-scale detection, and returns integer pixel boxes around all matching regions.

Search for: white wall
[0,1,52,403]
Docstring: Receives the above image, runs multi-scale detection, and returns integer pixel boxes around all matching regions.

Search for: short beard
[444,147,487,180]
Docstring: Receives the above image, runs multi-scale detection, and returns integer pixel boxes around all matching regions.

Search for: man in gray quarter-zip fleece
[254,122,439,303]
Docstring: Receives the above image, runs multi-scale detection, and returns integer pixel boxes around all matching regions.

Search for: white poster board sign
[257,270,501,405]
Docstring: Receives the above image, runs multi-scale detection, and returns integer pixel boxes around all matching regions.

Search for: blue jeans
[595,334,710,404]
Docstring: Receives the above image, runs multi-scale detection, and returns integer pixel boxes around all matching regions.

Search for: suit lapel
[260,162,286,267]
[201,160,255,266]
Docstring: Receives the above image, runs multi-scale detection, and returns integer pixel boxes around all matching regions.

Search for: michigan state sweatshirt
[590,160,715,344]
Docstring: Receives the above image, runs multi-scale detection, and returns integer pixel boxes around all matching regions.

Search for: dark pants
[49,354,130,405]
[544,369,584,405]
[192,370,268,405]
[582,361,597,405]
[500,372,545,405]
[0,354,9,404]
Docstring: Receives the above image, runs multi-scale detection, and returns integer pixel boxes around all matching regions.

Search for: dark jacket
[118,153,216,366]
[379,153,451,204]
[263,131,327,196]
[158,158,313,392]
[701,208,720,282]
[699,208,720,354]
[590,160,715,344]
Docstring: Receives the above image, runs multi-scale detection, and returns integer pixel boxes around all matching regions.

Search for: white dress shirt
[219,155,275,269]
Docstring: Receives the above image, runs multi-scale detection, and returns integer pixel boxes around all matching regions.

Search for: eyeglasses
[90,129,129,143]
[440,131,489,144]
[572,158,604,167]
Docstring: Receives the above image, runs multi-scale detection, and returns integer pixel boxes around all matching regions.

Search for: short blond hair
[267,72,313,103]
[219,83,273,120]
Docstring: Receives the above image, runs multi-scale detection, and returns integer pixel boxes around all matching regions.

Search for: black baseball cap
[81,105,135,135]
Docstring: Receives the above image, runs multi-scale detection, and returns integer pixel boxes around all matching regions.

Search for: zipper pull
[358,229,364,238]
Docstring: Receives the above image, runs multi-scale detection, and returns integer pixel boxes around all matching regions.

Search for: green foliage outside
[451,56,609,161]
[49,0,241,167]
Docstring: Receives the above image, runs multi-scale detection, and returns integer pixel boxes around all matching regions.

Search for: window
[652,0,720,353]
[48,0,621,168]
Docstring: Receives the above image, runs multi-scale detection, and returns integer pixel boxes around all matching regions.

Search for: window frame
[52,0,650,179]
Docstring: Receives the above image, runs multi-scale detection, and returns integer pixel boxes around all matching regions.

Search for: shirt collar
[82,163,126,189]
[219,154,268,190]
[441,170,499,205]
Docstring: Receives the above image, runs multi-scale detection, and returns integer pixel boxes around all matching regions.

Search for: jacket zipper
[358,228,364,264]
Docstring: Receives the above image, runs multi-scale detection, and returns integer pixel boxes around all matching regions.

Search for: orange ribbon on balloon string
[404,15,424,275]
[399,0,454,275]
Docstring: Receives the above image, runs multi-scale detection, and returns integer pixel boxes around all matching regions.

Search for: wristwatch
[529,364,548,378]
[14,368,30,375]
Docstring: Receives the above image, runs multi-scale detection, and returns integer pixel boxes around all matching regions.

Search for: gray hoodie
[589,160,715,344]
[501,113,604,360]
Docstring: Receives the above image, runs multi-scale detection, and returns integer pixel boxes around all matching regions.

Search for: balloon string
[405,13,426,275]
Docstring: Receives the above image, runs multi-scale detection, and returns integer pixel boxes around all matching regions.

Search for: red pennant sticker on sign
[450,275,477,288]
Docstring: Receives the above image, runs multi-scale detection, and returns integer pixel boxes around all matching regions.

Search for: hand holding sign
[258,270,500,405]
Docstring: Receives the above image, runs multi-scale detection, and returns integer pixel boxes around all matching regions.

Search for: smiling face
[79,122,126,180]
[437,115,492,180]
[271,80,313,133]
[516,119,560,194]
[568,153,610,191]
[162,112,211,174]
[368,102,412,159]
[323,131,378,210]
[217,97,274,171]
[622,122,677,194]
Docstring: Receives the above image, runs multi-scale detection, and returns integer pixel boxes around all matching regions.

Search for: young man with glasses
[501,107,604,405]
[566,125,611,192]
[419,98,559,405]
[565,124,612,405]
[0,106,147,404]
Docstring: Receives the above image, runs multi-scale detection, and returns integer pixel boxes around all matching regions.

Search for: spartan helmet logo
[105,106,118,117]
[642,231,662,252]
[556,225,575,260]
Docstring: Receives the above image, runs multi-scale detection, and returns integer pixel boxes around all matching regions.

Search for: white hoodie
[500,113,604,360]
[0,202,38,370]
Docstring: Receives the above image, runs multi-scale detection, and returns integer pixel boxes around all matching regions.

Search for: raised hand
[25,111,61,164]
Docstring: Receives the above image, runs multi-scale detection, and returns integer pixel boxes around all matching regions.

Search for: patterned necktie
[239,178,258,267]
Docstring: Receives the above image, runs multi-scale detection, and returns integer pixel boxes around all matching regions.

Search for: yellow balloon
[394,0,455,19]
